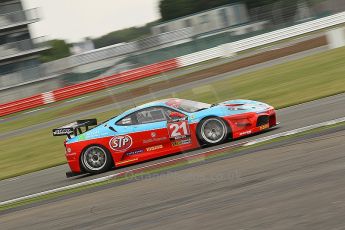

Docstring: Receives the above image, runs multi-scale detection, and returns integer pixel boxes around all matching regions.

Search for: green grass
[0,128,67,179]
[176,46,345,107]
[1,47,345,180]
[1,103,80,133]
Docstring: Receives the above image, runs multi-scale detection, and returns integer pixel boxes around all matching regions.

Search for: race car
[53,98,277,177]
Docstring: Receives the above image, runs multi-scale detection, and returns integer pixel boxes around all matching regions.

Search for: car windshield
[165,99,211,113]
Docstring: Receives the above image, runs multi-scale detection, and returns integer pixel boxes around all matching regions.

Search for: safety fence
[1,11,345,117]
[0,60,178,116]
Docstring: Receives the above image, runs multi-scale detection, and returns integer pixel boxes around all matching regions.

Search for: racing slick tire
[197,117,229,146]
[80,145,113,174]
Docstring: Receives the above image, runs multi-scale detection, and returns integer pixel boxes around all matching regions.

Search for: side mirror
[169,111,185,119]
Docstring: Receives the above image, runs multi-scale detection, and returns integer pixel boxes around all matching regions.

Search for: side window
[116,113,138,125]
[116,107,184,126]
[161,107,183,120]
[136,108,166,124]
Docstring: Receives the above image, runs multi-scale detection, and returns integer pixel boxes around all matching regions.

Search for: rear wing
[52,119,97,139]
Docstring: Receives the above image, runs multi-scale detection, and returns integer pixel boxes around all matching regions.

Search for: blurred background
[2,0,345,167]
[1,0,344,104]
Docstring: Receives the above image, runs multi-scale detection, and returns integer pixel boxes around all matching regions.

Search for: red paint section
[0,59,180,117]
[223,108,277,139]
[66,123,201,173]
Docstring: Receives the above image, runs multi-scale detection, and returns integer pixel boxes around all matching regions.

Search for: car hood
[219,99,272,113]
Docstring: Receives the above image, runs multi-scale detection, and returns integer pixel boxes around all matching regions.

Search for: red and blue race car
[53,98,277,177]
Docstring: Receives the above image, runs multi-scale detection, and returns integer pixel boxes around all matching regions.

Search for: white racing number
[168,121,190,139]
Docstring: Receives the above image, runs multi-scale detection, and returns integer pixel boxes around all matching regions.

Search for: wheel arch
[195,116,233,145]
[79,143,114,173]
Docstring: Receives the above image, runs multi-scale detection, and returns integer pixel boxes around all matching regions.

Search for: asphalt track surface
[2,122,345,229]
[1,92,345,203]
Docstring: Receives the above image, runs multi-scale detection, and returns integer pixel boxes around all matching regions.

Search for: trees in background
[244,0,280,9]
[92,21,157,48]
[41,0,321,61]
[159,0,240,21]
[40,21,158,61]
[39,39,71,63]
[158,0,310,21]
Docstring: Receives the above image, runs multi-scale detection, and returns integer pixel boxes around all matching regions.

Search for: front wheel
[80,145,113,174]
[197,117,229,146]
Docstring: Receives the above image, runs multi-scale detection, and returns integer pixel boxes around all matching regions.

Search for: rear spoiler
[52,119,97,139]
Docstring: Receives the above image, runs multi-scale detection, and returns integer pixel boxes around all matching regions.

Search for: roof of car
[118,98,180,117]
[137,98,181,108]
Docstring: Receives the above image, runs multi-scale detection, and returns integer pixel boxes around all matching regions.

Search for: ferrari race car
[53,98,277,177]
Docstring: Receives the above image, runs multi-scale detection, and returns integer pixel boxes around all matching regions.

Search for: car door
[114,107,171,160]
[134,107,171,153]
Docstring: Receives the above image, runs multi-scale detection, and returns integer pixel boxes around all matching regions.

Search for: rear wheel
[197,117,229,146]
[81,145,113,174]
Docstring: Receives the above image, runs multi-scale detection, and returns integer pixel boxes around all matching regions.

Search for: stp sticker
[109,135,133,151]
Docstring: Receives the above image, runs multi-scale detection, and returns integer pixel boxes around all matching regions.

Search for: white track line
[23,108,45,115]
[243,117,345,146]
[65,96,90,103]
[1,117,345,206]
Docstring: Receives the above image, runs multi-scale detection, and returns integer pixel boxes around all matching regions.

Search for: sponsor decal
[172,135,188,140]
[78,134,86,141]
[53,128,73,135]
[143,137,167,144]
[109,135,133,151]
[121,117,132,124]
[259,124,269,130]
[235,122,251,127]
[146,145,163,152]
[168,117,188,122]
[117,158,139,165]
[85,130,101,137]
[171,138,192,147]
[126,149,144,156]
[151,132,156,138]
[239,130,252,136]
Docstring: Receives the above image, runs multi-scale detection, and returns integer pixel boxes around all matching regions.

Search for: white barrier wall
[177,47,222,67]
[177,12,345,68]
[229,12,345,53]
[327,28,345,49]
